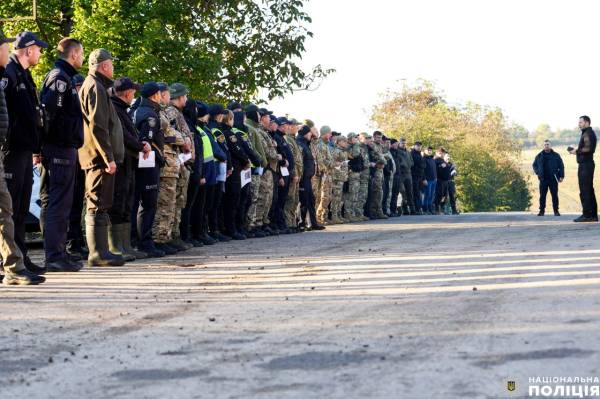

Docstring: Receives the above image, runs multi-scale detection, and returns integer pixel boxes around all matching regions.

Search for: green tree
[371,80,531,212]
[0,0,333,102]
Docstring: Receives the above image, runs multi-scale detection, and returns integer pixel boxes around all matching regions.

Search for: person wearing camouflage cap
[164,83,195,252]
[345,132,365,222]
[313,125,334,225]
[152,83,191,254]
[329,136,349,224]
[79,48,126,266]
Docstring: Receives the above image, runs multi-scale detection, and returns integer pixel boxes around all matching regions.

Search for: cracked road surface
[1,213,599,398]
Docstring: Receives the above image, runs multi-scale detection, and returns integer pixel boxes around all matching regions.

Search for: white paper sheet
[280,166,289,177]
[255,166,264,176]
[217,162,227,182]
[241,169,252,188]
[178,152,192,164]
[138,151,156,168]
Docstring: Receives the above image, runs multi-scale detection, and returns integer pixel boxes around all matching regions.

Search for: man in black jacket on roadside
[533,140,564,216]
[570,116,598,222]
[411,142,425,214]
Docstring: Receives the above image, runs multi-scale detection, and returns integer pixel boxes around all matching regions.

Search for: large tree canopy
[371,81,531,212]
[0,0,333,102]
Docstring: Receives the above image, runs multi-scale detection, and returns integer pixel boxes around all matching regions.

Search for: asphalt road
[1,212,599,398]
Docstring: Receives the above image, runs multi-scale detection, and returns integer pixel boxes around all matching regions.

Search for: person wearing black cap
[272,117,295,233]
[2,31,48,275]
[253,107,279,235]
[242,104,267,237]
[221,110,250,240]
[79,48,126,266]
[232,111,261,237]
[109,77,149,260]
[189,101,225,246]
[227,101,242,112]
[206,104,232,242]
[296,125,324,231]
[0,29,45,285]
[130,82,166,258]
[38,37,85,272]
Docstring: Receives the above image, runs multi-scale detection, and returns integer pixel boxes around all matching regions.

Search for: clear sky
[269,0,598,134]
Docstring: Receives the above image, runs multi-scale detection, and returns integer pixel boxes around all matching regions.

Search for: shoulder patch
[0,78,7,90]
[217,135,226,143]
[148,117,157,128]
[229,135,238,143]
[56,79,67,93]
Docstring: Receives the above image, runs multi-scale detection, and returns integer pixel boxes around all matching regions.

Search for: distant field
[519,147,600,213]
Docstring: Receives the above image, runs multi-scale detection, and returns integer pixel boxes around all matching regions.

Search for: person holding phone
[533,139,564,216]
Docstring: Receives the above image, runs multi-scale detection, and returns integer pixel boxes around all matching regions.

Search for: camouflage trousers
[357,170,370,217]
[345,171,361,218]
[256,169,274,227]
[284,177,300,228]
[315,173,332,223]
[245,174,262,229]
[171,167,190,240]
[153,176,177,243]
[330,179,346,220]
[384,175,394,214]
[369,169,385,217]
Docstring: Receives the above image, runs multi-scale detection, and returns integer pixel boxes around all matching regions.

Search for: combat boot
[2,269,45,285]
[108,224,135,262]
[155,242,178,255]
[121,223,148,259]
[86,214,125,267]
[169,237,193,251]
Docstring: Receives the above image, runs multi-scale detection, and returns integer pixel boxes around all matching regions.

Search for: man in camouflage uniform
[357,132,372,221]
[243,104,267,237]
[315,125,334,225]
[344,133,362,222]
[330,135,349,224]
[152,84,186,254]
[254,108,280,235]
[165,83,193,251]
[370,131,388,219]
[284,118,303,230]
[382,137,396,216]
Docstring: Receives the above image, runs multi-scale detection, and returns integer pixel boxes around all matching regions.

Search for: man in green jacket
[79,48,125,267]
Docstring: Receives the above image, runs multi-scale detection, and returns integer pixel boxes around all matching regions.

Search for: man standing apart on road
[0,30,45,285]
[570,116,597,222]
[533,139,564,217]
[79,49,125,266]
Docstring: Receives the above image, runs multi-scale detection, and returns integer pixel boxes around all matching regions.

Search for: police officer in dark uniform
[272,117,294,233]
[221,110,250,240]
[0,29,45,285]
[2,31,48,274]
[131,82,166,257]
[206,104,231,242]
[39,38,85,272]
[65,73,88,260]
[232,111,261,237]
